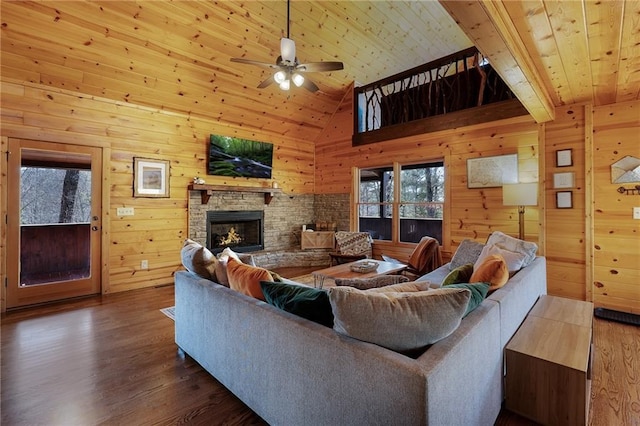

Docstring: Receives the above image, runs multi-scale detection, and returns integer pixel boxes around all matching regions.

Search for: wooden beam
[440,0,556,123]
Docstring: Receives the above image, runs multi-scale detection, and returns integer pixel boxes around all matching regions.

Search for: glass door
[6,139,102,308]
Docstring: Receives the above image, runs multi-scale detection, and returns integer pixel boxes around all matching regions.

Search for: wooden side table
[505,295,593,425]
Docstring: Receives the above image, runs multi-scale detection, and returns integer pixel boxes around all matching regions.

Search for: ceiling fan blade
[300,77,319,93]
[230,58,279,69]
[280,38,296,63]
[296,61,344,72]
[257,76,275,89]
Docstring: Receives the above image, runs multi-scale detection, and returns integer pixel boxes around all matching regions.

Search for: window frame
[355,160,445,244]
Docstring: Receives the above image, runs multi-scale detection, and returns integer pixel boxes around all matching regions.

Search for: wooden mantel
[188,184,282,205]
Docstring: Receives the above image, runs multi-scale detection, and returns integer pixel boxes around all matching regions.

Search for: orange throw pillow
[226,258,273,301]
[470,254,509,291]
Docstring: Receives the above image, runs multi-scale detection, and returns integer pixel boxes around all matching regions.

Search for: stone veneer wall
[188,191,351,269]
[313,194,350,231]
[188,190,314,250]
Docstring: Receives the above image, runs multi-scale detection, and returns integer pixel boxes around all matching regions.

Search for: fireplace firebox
[206,210,264,254]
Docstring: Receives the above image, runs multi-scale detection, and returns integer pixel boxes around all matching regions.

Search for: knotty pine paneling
[1,79,314,302]
[315,89,541,256]
[543,104,588,301]
[592,100,640,313]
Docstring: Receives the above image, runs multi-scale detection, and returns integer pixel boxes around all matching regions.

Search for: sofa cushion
[260,281,333,327]
[449,239,485,270]
[215,247,256,286]
[180,239,218,280]
[334,274,409,290]
[442,283,490,316]
[485,231,538,267]
[227,258,273,301]
[470,254,508,291]
[442,263,474,285]
[366,281,431,293]
[475,244,527,274]
[329,286,470,352]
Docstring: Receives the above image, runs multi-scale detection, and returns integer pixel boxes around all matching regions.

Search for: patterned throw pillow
[334,274,409,290]
[449,239,485,270]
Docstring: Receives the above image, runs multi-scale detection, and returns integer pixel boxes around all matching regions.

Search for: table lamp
[502,182,538,240]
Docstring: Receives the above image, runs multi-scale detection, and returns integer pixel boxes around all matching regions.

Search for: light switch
[117,207,134,216]
[633,207,640,220]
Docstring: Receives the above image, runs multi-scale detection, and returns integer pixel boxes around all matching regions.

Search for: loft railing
[353,47,524,145]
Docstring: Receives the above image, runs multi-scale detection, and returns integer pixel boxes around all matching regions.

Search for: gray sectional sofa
[175,256,547,425]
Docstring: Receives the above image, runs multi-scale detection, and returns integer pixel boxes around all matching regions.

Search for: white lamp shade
[279,79,291,91]
[274,70,287,84]
[503,182,538,206]
[291,73,305,87]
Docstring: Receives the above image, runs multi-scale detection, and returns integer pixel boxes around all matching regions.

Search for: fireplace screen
[206,210,264,254]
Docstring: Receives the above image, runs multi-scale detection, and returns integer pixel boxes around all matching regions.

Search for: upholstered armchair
[329,231,373,266]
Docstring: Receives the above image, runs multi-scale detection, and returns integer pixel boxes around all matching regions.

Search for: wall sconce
[502,182,538,240]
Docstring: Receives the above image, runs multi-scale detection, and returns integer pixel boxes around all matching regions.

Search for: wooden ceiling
[1,1,638,143]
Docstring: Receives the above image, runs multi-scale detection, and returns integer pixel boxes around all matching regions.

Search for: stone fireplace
[206,210,264,254]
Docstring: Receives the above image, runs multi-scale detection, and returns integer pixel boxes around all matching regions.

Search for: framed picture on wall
[466,153,518,188]
[556,191,573,209]
[133,157,170,198]
[553,172,575,189]
[556,149,573,167]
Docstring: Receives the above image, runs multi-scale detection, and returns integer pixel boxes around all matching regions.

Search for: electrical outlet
[633,207,640,220]
[117,207,134,216]
[141,260,148,270]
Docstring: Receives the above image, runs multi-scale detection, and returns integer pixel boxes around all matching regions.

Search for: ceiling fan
[230,0,344,92]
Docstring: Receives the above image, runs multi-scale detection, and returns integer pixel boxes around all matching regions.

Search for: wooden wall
[592,101,640,313]
[317,90,640,313]
[0,79,314,308]
[543,105,589,301]
[315,89,542,262]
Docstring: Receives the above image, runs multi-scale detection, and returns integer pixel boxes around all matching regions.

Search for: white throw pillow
[329,286,470,352]
[474,244,526,274]
[485,231,537,267]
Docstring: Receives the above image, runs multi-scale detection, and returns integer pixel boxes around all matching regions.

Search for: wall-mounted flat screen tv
[208,135,273,179]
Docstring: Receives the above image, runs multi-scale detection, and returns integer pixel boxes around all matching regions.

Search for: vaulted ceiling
[1,1,638,143]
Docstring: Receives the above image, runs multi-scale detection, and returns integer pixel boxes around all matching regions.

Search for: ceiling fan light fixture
[280,37,296,64]
[274,70,287,84]
[292,73,305,87]
[279,79,291,91]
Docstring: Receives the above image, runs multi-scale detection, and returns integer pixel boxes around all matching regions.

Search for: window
[21,166,92,225]
[357,161,444,243]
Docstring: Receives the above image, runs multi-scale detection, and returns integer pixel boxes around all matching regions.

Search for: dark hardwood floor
[1,279,638,425]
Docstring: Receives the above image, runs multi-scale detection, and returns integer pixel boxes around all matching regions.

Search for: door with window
[6,139,102,308]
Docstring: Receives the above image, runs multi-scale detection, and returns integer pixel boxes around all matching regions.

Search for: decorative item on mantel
[193,176,205,184]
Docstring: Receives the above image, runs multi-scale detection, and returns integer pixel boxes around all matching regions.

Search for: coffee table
[311,259,407,288]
